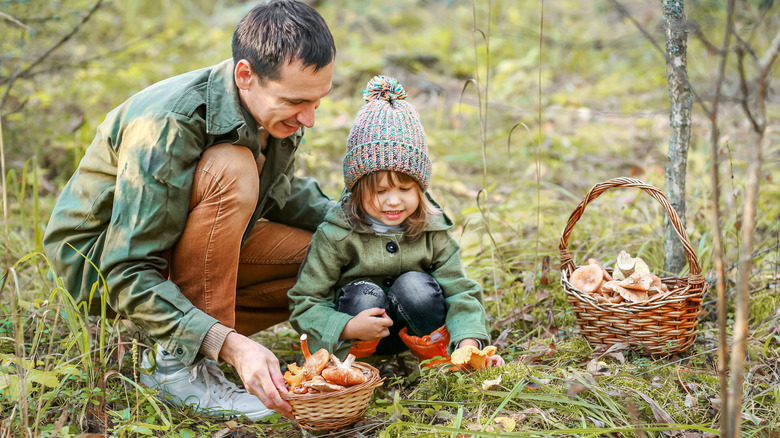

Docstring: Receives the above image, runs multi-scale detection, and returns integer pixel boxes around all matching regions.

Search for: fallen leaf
[519,343,556,364]
[482,374,502,390]
[494,416,516,432]
[566,382,587,397]
[684,393,697,408]
[631,389,681,436]
[586,359,610,376]
[587,416,606,428]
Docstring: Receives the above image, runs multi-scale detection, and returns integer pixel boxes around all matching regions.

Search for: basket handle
[559,177,704,285]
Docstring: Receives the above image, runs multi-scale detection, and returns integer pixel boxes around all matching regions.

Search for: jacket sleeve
[287,226,354,355]
[264,175,336,231]
[100,115,218,366]
[430,231,490,351]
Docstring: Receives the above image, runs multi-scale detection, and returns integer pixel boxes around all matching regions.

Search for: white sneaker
[140,345,274,421]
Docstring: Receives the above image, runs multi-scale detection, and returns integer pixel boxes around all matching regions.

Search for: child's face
[362,172,421,226]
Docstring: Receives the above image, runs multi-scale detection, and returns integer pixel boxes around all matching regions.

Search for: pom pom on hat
[362,76,407,103]
[344,75,431,191]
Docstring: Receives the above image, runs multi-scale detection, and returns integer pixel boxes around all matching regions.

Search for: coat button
[176,348,183,355]
[385,241,398,253]
[382,278,394,287]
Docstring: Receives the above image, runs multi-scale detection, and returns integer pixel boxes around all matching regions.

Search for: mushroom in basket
[283,334,368,394]
[569,252,669,304]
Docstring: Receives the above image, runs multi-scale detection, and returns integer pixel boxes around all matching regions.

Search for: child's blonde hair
[344,171,441,242]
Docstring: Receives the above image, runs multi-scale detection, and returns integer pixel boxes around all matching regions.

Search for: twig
[676,367,694,401]
[610,0,713,117]
[737,48,759,131]
[1,0,104,109]
[0,11,33,32]
[609,0,665,57]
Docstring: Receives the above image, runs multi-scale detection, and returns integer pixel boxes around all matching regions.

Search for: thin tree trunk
[727,29,780,438]
[707,1,735,434]
[662,0,691,275]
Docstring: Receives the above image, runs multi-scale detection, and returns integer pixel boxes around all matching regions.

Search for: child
[288,76,503,368]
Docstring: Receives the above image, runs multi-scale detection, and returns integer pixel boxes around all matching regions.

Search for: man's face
[235,58,334,139]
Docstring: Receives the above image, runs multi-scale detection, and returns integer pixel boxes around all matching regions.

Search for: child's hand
[485,354,505,367]
[342,308,393,341]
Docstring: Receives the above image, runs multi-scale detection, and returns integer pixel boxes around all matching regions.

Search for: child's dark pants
[335,271,446,355]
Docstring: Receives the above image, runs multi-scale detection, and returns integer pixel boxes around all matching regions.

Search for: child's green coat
[288,194,489,359]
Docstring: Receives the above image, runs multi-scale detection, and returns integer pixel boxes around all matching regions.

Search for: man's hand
[219,332,293,419]
[340,307,393,341]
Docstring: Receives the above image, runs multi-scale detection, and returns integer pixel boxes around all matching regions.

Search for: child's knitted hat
[343,76,431,191]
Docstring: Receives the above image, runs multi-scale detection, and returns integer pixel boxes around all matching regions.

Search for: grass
[2,0,780,436]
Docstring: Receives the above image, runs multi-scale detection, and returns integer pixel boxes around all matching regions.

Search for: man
[43,0,336,421]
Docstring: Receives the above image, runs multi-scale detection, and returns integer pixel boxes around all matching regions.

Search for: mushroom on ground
[570,264,605,293]
[322,354,367,386]
[451,345,498,370]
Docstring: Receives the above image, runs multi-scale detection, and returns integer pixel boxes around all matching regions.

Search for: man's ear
[234,59,254,90]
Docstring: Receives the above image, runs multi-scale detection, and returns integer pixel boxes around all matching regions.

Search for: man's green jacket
[43,59,333,365]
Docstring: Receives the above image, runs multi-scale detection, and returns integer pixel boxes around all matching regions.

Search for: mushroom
[588,258,612,281]
[322,354,367,386]
[451,345,498,370]
[283,362,306,390]
[570,264,605,294]
[300,334,330,377]
[614,250,650,280]
[602,280,646,302]
[616,287,649,303]
[649,273,668,293]
[619,272,652,291]
[301,375,345,393]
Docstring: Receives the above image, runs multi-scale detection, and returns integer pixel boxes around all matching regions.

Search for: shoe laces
[189,360,241,405]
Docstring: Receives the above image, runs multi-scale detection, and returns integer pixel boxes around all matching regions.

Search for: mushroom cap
[322,365,367,386]
[302,379,345,393]
[451,345,499,370]
[619,272,652,291]
[284,369,305,390]
[303,348,330,376]
[588,258,612,281]
[570,264,605,293]
[616,286,649,303]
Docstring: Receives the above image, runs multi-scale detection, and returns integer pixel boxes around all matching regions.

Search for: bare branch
[0,10,33,32]
[609,0,665,57]
[756,29,780,82]
[1,0,104,109]
[610,0,713,117]
[737,49,759,131]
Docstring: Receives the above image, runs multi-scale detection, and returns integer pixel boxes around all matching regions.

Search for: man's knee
[197,143,259,209]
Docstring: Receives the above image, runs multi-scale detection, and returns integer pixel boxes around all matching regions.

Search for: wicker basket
[281,362,385,430]
[559,177,708,356]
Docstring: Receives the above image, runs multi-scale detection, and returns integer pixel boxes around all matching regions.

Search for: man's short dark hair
[232,0,336,83]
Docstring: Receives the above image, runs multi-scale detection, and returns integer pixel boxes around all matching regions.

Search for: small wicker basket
[559,177,708,356]
[281,362,385,430]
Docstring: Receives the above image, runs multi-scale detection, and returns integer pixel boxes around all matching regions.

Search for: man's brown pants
[167,143,312,335]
